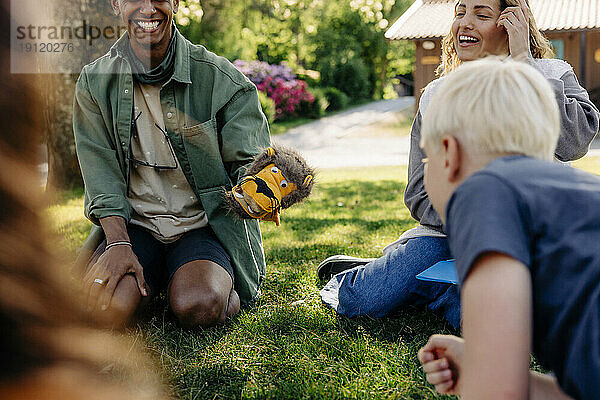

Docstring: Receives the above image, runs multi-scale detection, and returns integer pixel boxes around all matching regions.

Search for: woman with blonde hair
[318,0,599,328]
[437,0,554,75]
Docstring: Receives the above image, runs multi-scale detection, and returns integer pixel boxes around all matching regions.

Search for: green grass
[47,159,600,399]
[572,155,600,175]
[48,165,457,399]
[46,187,91,247]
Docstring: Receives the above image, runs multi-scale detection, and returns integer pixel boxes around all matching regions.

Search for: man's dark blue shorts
[89,225,233,294]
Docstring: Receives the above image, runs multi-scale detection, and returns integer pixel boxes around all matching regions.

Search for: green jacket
[73,30,270,305]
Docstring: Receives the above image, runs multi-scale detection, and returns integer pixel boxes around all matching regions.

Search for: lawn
[47,158,600,399]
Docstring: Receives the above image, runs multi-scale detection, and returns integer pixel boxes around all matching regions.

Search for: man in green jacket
[73,0,270,328]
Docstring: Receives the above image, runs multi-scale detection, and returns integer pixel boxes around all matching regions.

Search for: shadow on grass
[243,299,455,346]
[175,364,249,399]
[337,309,457,344]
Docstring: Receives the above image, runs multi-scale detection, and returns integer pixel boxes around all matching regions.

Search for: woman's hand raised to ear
[497,0,531,61]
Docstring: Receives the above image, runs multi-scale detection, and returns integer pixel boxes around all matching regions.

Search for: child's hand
[418,334,464,395]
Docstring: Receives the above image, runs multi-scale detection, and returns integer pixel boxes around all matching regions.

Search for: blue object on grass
[416,259,459,285]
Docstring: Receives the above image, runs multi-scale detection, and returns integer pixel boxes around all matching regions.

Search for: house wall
[585,30,600,93]
[545,31,581,77]
[414,38,442,107]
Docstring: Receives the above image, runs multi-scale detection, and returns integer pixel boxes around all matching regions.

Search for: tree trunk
[41,74,83,189]
[41,0,121,190]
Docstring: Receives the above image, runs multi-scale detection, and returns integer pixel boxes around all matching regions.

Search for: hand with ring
[83,243,148,312]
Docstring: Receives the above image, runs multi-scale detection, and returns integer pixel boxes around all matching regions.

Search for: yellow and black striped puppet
[225,145,315,226]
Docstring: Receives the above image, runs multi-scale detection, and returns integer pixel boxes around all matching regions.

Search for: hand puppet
[225,145,315,226]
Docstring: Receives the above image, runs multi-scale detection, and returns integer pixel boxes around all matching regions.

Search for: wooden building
[385,0,600,106]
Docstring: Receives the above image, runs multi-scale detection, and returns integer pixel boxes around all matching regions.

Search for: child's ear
[442,136,462,182]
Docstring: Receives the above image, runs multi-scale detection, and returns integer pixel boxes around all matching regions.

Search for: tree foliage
[177,0,415,98]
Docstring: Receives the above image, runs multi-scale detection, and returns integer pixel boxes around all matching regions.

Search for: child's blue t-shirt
[446,155,600,400]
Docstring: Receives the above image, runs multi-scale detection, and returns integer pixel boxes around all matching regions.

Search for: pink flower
[256,76,315,119]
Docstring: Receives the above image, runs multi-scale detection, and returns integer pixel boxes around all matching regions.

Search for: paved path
[273,97,414,169]
[275,97,600,169]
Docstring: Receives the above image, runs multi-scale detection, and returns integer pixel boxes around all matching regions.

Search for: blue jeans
[319,236,460,329]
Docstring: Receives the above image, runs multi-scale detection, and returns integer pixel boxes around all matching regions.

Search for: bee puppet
[225,145,315,226]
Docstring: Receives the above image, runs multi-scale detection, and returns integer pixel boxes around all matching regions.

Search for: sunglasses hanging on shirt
[128,111,178,171]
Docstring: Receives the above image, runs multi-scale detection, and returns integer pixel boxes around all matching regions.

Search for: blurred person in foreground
[418,59,597,399]
[74,0,270,329]
[0,1,168,398]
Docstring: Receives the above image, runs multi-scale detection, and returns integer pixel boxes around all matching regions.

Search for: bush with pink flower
[256,76,315,119]
[234,60,316,120]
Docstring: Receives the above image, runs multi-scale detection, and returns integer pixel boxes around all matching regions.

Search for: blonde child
[417,59,598,399]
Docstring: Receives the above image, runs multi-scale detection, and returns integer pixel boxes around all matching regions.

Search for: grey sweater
[404,58,600,234]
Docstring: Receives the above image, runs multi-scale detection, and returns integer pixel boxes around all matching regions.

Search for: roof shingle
[385,0,600,40]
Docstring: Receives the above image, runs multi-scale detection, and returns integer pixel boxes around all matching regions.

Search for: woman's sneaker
[316,255,376,281]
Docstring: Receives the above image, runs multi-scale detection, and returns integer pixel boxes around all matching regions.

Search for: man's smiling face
[112,0,178,57]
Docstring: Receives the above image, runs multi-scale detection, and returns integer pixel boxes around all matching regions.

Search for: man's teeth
[137,21,160,30]
[460,35,478,43]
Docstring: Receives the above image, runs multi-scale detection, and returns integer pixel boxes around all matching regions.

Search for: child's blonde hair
[436,0,555,76]
[421,58,560,161]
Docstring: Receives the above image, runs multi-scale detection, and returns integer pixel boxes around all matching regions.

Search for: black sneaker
[316,255,376,281]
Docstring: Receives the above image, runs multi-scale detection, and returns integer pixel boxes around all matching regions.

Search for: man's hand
[84,216,148,312]
[418,334,464,395]
[83,244,148,311]
[497,0,531,61]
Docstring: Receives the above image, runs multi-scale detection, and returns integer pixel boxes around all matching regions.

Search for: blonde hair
[421,58,560,161]
[436,0,555,76]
